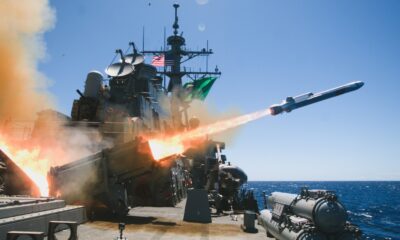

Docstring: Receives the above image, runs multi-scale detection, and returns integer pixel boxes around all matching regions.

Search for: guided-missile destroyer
[0,3,365,240]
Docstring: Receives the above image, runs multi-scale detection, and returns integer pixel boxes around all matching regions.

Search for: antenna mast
[142,4,221,129]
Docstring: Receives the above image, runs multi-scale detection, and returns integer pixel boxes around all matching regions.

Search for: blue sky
[40,0,400,180]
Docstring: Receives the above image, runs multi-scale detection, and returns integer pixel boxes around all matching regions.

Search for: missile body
[269,81,364,115]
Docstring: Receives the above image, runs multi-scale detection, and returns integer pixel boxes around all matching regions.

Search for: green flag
[183,77,217,101]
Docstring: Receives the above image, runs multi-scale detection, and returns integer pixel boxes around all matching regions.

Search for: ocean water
[246,181,400,240]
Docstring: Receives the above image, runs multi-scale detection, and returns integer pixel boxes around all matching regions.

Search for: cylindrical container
[268,192,347,234]
[84,71,104,98]
[258,210,327,240]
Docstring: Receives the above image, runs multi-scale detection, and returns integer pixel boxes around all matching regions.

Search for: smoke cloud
[0,1,107,162]
[187,100,242,143]
[0,1,110,196]
[0,0,55,121]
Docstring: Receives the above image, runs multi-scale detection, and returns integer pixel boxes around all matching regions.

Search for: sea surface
[246,181,400,240]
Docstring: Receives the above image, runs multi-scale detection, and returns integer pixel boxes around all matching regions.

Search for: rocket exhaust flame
[149,108,271,160]
[0,0,55,196]
[0,125,110,197]
[0,137,49,196]
[149,81,364,160]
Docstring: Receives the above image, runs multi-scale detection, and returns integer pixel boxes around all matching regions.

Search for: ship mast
[142,3,221,130]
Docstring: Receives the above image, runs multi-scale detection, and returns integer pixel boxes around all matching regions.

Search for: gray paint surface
[54,199,271,240]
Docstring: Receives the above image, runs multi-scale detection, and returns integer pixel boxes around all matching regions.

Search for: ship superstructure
[47,3,246,217]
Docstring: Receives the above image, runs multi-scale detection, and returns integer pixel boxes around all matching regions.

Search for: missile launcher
[48,139,189,216]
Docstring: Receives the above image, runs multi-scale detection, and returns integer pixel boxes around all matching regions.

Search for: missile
[269,81,364,115]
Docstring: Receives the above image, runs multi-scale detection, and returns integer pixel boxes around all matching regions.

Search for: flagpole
[142,26,145,52]
[206,40,209,72]
[163,26,166,90]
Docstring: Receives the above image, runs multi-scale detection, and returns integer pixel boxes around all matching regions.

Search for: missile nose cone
[354,81,364,89]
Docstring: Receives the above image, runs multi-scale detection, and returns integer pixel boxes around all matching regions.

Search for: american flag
[151,54,174,67]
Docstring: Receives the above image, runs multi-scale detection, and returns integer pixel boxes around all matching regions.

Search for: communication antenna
[142,26,145,52]
[124,42,145,65]
[173,3,179,35]
[105,49,134,77]
[141,4,222,129]
[163,26,167,88]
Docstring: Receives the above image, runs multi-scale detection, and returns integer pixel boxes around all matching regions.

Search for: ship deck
[54,200,270,240]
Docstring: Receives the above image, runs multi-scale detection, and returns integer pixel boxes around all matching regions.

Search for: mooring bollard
[241,210,258,233]
[48,220,78,240]
[6,231,45,240]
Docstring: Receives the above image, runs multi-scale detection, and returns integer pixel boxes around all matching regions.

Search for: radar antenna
[173,3,180,36]
[116,49,125,63]
[125,42,144,65]
[129,42,138,54]
[105,49,134,77]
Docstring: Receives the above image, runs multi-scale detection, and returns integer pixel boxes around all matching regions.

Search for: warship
[0,3,364,240]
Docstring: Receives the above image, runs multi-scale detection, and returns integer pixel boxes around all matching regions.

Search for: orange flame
[149,108,271,160]
[0,136,50,196]
[148,138,185,161]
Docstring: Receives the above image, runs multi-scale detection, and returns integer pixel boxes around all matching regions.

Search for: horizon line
[247,180,400,182]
